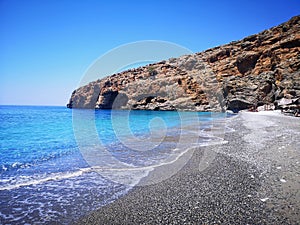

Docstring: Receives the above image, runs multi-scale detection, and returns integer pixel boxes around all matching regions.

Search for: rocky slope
[67,16,300,112]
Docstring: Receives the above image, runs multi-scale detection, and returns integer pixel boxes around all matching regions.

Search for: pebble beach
[75,111,300,224]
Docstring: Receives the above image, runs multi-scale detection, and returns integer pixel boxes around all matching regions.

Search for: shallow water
[0,105,232,223]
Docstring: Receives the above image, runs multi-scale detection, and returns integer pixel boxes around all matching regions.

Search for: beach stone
[74,112,300,224]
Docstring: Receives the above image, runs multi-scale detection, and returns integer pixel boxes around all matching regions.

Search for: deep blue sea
[0,105,232,224]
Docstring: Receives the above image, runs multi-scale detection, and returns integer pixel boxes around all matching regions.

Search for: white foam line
[1,129,229,190]
[86,149,191,179]
[88,148,193,187]
[0,142,224,191]
[0,168,93,191]
[92,139,226,173]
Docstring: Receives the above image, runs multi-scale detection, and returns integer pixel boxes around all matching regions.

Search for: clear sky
[1,0,299,106]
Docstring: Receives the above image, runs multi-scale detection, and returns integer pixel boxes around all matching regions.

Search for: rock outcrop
[67,16,300,112]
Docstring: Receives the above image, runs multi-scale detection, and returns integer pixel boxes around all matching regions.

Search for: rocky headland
[67,16,300,112]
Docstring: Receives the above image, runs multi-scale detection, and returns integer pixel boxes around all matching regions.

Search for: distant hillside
[67,16,300,112]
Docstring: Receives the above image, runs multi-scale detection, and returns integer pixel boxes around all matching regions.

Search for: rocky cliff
[67,16,300,112]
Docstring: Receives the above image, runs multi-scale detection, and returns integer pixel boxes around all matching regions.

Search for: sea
[0,105,233,224]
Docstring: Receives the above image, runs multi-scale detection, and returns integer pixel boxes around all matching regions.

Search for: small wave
[0,148,78,173]
[91,137,227,186]
[0,168,92,191]
[1,136,229,191]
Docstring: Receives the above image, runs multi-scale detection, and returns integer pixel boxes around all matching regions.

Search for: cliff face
[67,16,300,112]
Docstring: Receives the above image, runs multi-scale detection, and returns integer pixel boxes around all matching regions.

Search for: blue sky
[1,0,299,106]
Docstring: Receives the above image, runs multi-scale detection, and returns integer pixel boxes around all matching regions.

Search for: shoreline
[75,111,299,224]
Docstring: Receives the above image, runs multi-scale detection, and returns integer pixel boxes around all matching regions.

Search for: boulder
[236,52,260,75]
[227,98,254,112]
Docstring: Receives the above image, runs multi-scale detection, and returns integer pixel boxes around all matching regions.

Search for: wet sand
[75,111,300,224]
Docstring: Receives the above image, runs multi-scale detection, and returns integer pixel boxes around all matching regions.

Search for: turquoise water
[0,105,231,224]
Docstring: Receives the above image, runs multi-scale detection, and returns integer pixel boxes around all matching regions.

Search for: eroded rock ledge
[67,16,300,112]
